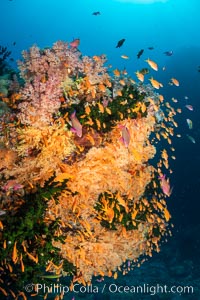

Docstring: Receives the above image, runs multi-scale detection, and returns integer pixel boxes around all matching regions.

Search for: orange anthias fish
[149,77,163,89]
[70,111,82,137]
[113,69,120,77]
[119,124,131,147]
[70,38,80,48]
[145,58,158,71]
[159,174,173,197]
[170,78,179,86]
[135,71,144,82]
[121,55,129,59]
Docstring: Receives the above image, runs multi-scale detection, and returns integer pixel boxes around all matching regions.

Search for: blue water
[1,0,200,299]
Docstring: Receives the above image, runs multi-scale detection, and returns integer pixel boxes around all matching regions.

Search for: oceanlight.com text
[25,283,194,296]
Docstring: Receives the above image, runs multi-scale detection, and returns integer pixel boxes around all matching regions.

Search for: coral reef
[0,41,179,298]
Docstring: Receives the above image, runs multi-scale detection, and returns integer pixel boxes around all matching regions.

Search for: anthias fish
[170,78,179,86]
[185,105,193,111]
[135,71,144,82]
[70,38,80,48]
[186,118,193,129]
[159,174,173,197]
[0,210,6,216]
[145,58,158,71]
[186,134,195,144]
[149,77,163,89]
[2,180,23,191]
[119,125,131,147]
[121,55,129,59]
[70,111,82,137]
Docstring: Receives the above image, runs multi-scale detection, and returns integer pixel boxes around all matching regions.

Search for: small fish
[98,83,106,92]
[97,101,105,112]
[12,241,18,264]
[70,111,82,137]
[184,96,189,100]
[186,134,196,143]
[0,210,6,216]
[185,105,193,111]
[122,68,128,75]
[116,90,122,96]
[92,11,100,15]
[70,38,80,48]
[164,207,171,222]
[116,38,125,48]
[164,51,173,56]
[139,68,149,75]
[159,174,173,197]
[40,274,63,279]
[148,47,154,50]
[137,49,144,59]
[170,78,179,86]
[113,69,120,76]
[119,79,126,86]
[171,97,178,103]
[96,277,104,282]
[2,180,23,192]
[119,124,131,147]
[145,58,158,71]
[135,71,144,82]
[149,77,163,89]
[121,54,129,59]
[186,119,193,129]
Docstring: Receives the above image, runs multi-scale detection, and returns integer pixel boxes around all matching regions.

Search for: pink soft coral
[17,42,82,127]
[17,41,110,127]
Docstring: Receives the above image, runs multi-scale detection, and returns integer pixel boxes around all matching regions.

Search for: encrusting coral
[0,40,180,298]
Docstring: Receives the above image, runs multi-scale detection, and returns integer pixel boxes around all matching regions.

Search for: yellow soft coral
[45,114,160,283]
[4,120,75,187]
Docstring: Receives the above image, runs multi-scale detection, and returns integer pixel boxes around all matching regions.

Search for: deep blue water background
[1,0,200,299]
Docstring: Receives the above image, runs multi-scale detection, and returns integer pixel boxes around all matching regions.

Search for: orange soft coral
[3,120,75,187]
[44,114,162,283]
